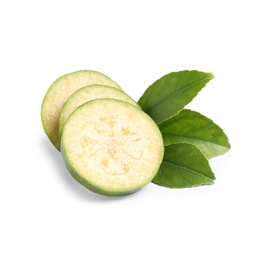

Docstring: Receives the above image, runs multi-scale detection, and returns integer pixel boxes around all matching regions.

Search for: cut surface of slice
[61,99,164,196]
[41,70,120,150]
[59,85,140,138]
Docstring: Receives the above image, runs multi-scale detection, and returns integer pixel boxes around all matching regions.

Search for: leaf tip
[209,72,215,79]
[203,71,214,81]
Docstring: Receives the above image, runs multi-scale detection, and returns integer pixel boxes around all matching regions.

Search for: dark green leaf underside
[159,109,230,159]
[138,70,214,124]
[153,143,215,188]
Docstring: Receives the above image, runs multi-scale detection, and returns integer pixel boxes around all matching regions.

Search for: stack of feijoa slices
[41,70,164,196]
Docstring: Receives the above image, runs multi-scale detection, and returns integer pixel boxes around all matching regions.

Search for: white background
[1,0,259,259]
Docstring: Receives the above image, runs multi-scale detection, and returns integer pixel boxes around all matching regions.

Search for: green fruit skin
[60,143,141,196]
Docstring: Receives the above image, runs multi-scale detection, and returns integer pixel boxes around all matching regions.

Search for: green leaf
[138,70,214,124]
[153,143,215,188]
[159,109,231,159]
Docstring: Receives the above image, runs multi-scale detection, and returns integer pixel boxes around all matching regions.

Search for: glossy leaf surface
[159,109,230,159]
[153,143,215,188]
[138,70,214,124]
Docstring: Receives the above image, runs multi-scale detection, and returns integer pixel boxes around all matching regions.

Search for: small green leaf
[159,109,231,159]
[153,143,215,188]
[138,70,214,124]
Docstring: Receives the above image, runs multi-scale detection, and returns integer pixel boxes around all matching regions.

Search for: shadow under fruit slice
[61,99,164,196]
[58,84,140,138]
[41,70,121,150]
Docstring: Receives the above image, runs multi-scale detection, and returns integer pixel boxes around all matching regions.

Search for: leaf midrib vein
[145,76,213,112]
[162,133,229,148]
[162,160,214,181]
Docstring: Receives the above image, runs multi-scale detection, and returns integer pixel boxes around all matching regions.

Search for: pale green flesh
[61,99,164,196]
[58,84,140,138]
[41,70,120,150]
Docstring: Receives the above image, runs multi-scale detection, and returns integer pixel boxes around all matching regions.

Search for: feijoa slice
[61,99,164,196]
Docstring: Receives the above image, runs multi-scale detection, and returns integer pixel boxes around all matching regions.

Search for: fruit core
[78,115,143,175]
